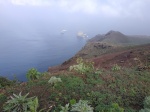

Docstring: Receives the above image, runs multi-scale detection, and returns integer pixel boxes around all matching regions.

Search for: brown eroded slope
[92,44,150,69]
[48,43,150,73]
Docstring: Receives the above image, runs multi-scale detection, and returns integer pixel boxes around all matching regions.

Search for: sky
[0,0,150,36]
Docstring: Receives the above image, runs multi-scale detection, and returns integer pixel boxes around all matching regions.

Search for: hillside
[48,43,150,73]
[0,31,150,112]
[48,31,150,72]
[89,30,150,45]
[92,43,150,69]
[74,31,150,58]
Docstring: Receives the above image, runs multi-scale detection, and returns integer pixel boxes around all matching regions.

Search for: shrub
[0,93,7,103]
[109,103,124,112]
[26,68,41,81]
[60,103,70,112]
[3,92,38,112]
[139,96,150,112]
[69,57,94,74]
[59,75,85,93]
[144,96,150,109]
[0,76,13,88]
[71,100,93,112]
[48,76,62,86]
[95,103,124,112]
[139,108,150,112]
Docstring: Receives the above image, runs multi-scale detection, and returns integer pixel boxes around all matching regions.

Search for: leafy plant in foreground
[3,92,38,112]
[26,68,41,81]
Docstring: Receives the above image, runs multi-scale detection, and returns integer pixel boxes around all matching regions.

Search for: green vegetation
[111,64,121,71]
[95,103,124,112]
[3,92,38,112]
[26,68,41,81]
[48,76,62,87]
[60,100,93,112]
[0,93,7,103]
[71,100,93,112]
[0,58,150,112]
[69,57,94,74]
[140,96,150,112]
[60,103,70,112]
[0,76,14,88]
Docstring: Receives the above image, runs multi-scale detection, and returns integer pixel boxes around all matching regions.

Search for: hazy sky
[0,0,150,36]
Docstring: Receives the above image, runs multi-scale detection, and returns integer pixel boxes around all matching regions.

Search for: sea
[0,31,87,81]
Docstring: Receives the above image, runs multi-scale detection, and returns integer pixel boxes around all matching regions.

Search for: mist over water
[0,28,87,81]
[0,5,93,81]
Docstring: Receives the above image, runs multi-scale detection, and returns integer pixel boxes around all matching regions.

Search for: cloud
[1,0,150,18]
[9,0,98,14]
[58,0,98,14]
[58,0,150,18]
[10,0,52,6]
[103,0,150,18]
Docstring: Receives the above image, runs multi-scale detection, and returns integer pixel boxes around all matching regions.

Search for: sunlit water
[0,31,86,81]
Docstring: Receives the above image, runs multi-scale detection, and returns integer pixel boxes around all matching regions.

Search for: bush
[69,57,94,74]
[0,77,13,88]
[140,96,150,112]
[71,100,93,112]
[26,68,41,81]
[59,75,85,92]
[3,92,38,112]
[95,103,124,112]
[48,76,62,86]
[0,93,7,103]
[60,103,70,112]
[144,96,150,109]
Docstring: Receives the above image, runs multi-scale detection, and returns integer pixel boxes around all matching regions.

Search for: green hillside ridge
[0,31,150,112]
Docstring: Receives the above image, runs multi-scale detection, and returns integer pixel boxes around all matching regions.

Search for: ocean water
[0,31,86,81]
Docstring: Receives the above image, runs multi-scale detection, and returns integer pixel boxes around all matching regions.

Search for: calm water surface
[0,31,86,81]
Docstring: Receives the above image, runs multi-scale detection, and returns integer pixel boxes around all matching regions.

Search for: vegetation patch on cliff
[0,56,150,112]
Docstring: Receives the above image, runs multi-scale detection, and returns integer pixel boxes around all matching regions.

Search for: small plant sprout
[71,100,93,112]
[70,99,76,105]
[48,76,62,86]
[111,64,121,71]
